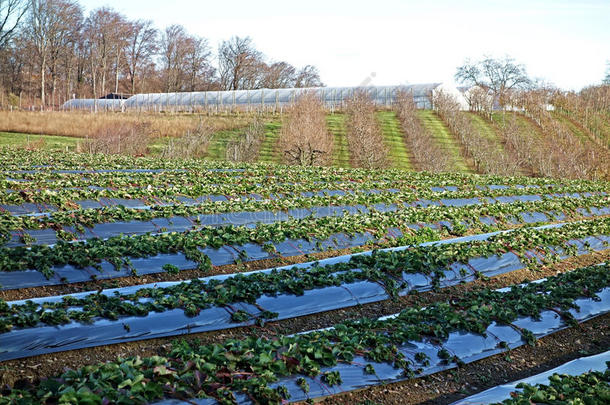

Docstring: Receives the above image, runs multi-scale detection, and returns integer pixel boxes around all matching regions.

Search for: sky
[78,0,610,90]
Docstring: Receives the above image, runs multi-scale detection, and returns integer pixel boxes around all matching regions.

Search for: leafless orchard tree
[513,88,606,179]
[463,86,494,117]
[279,92,333,166]
[344,91,388,169]
[161,118,213,159]
[394,90,449,172]
[455,56,531,111]
[551,84,610,146]
[433,90,519,175]
[226,118,265,163]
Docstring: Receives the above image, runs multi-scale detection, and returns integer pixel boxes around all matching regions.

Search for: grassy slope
[0,132,78,151]
[326,114,350,168]
[205,128,245,160]
[258,121,281,163]
[416,110,471,173]
[376,111,412,170]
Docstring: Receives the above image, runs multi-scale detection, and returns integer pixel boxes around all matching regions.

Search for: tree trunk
[40,55,46,107]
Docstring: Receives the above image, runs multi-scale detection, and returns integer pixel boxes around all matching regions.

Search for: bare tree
[0,0,28,50]
[344,91,388,169]
[160,25,215,93]
[455,56,531,109]
[218,36,264,90]
[394,90,449,172]
[294,65,323,88]
[280,92,333,166]
[184,36,215,91]
[125,19,157,95]
[226,118,265,162]
[261,61,296,88]
[434,90,519,175]
[603,61,610,85]
[84,8,127,98]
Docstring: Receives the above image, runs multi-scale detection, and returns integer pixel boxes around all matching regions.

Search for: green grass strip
[376,111,412,170]
[416,110,471,173]
[258,121,281,163]
[326,113,351,168]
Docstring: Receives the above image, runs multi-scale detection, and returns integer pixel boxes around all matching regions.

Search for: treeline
[0,0,323,108]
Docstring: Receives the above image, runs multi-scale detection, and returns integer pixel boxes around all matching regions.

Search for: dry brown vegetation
[160,118,213,159]
[515,89,606,179]
[394,90,449,172]
[279,93,333,166]
[76,121,150,155]
[434,91,519,176]
[0,110,252,139]
[551,84,610,146]
[225,118,265,163]
[344,91,388,169]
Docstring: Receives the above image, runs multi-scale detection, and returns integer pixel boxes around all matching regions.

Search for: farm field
[0,148,609,404]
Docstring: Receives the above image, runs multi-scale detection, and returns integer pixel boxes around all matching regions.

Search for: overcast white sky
[79,0,610,90]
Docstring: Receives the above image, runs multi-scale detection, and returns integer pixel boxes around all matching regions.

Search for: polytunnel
[61,98,125,112]
[122,83,442,112]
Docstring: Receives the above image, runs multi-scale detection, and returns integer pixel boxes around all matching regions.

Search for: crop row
[5,193,608,247]
[3,149,605,188]
[454,352,610,404]
[2,197,609,278]
[3,172,607,211]
[1,219,608,361]
[0,263,608,404]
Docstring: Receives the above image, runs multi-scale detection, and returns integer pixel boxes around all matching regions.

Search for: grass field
[417,110,472,172]
[0,131,78,151]
[326,113,351,168]
[376,111,412,170]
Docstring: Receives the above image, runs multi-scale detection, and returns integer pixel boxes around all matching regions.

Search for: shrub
[77,121,150,155]
[226,118,265,163]
[344,91,388,169]
[279,92,333,166]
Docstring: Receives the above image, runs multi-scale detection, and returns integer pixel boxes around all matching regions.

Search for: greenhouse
[61,83,470,112]
[122,83,454,112]
[61,98,125,112]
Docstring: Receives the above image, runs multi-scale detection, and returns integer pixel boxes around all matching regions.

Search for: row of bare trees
[344,91,388,169]
[512,89,606,179]
[433,91,520,176]
[394,91,449,172]
[551,84,610,145]
[0,0,323,108]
